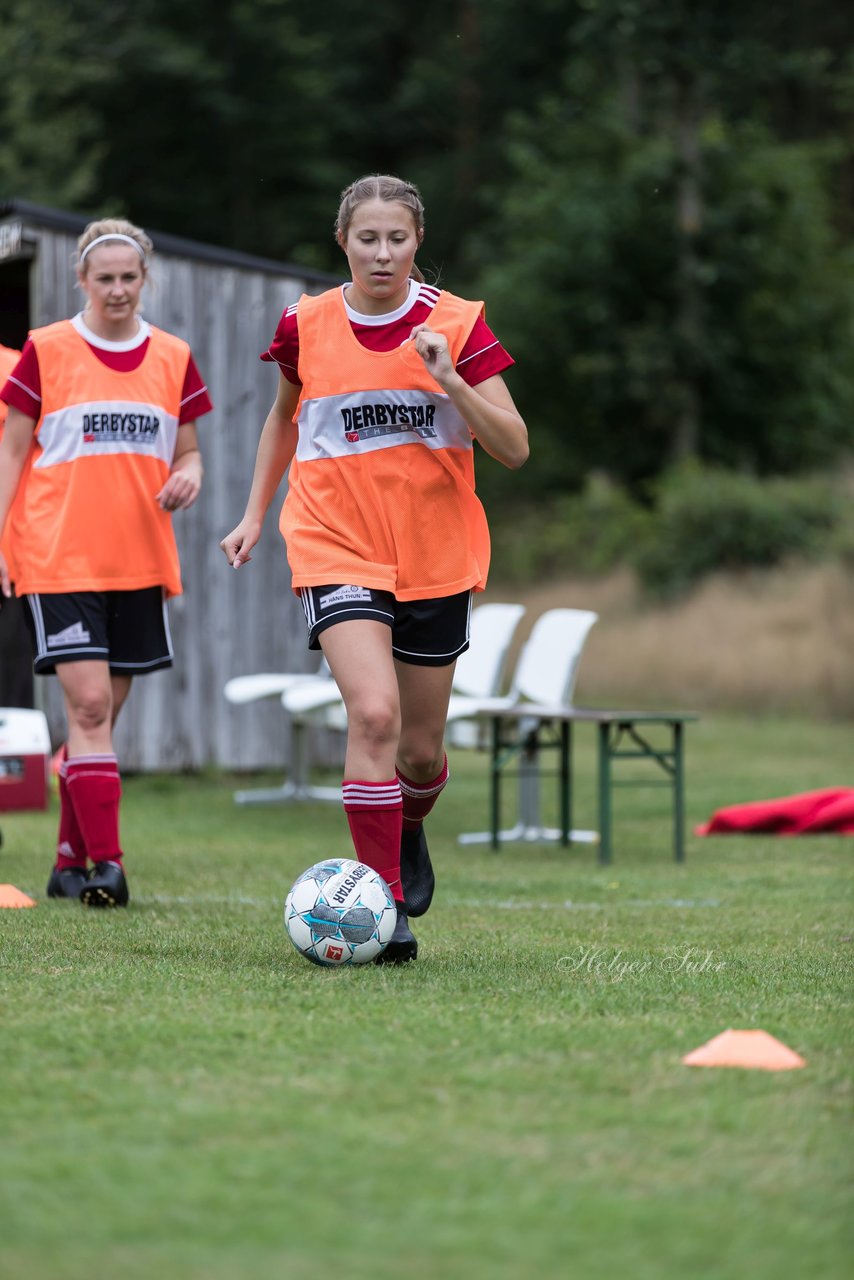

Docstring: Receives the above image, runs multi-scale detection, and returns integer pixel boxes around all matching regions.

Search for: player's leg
[395,659,455,780]
[317,610,417,961]
[394,661,455,917]
[110,673,133,726]
[320,618,401,780]
[23,591,116,900]
[392,590,471,917]
[54,657,128,905]
[79,588,172,907]
[49,658,115,900]
[57,658,115,756]
[319,616,405,882]
[57,672,135,904]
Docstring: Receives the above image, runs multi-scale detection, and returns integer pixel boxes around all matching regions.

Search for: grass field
[1,713,851,1280]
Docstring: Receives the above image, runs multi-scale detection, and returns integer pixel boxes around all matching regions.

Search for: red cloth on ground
[695,788,854,836]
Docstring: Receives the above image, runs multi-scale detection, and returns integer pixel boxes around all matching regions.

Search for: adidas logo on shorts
[47,621,91,647]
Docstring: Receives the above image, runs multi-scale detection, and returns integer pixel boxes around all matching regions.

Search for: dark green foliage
[1,1,852,495]
[0,0,110,209]
[698,130,854,474]
[634,464,847,594]
[473,72,854,501]
[488,464,851,596]
[488,472,653,583]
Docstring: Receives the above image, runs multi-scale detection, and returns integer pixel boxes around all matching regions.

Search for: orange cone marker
[682,1028,805,1071]
[0,884,38,908]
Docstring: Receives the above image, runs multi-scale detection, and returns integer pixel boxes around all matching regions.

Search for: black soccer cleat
[80,860,129,908]
[400,824,435,917]
[375,904,418,964]
[46,866,88,900]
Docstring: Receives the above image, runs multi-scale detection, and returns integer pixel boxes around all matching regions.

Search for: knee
[397,737,445,780]
[348,692,400,751]
[66,688,112,735]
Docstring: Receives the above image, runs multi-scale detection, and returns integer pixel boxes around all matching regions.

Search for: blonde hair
[76,218,152,275]
[335,175,425,284]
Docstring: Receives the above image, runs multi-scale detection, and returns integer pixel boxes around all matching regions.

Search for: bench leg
[460,716,596,849]
[597,722,612,865]
[674,720,686,862]
[233,718,340,805]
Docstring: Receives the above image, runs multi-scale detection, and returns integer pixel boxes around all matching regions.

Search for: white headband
[79,233,147,264]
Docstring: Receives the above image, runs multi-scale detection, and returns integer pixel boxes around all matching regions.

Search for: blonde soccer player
[0,219,212,907]
[221,175,527,961]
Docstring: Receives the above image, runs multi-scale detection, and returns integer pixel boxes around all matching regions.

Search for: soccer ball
[284,858,397,967]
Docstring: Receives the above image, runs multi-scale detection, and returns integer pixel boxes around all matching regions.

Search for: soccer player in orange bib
[0,342,29,706]
[0,343,23,584]
[0,219,212,907]
[221,175,528,961]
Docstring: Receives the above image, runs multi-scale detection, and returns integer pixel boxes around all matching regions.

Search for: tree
[0,0,110,208]
[468,2,854,498]
[2,0,851,498]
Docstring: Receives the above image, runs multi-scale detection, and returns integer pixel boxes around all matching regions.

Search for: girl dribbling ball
[221,175,528,961]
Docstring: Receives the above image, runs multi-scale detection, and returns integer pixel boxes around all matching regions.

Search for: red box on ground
[0,709,51,812]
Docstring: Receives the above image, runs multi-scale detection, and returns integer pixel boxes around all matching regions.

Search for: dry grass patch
[486,561,854,718]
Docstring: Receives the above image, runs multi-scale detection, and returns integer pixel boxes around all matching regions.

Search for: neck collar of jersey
[71,311,151,352]
[341,278,420,327]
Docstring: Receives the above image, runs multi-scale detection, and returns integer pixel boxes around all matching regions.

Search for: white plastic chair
[453,602,526,699]
[224,658,334,804]
[223,658,331,706]
[225,601,527,805]
[445,606,599,725]
[446,607,600,846]
[275,600,529,801]
[446,601,526,747]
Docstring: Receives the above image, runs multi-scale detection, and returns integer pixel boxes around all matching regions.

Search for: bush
[489,472,650,583]
[488,464,851,596]
[633,464,846,596]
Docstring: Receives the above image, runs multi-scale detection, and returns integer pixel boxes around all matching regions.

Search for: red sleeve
[179,353,213,424]
[256,304,512,389]
[455,315,514,386]
[260,306,300,384]
[0,340,212,424]
[0,339,42,418]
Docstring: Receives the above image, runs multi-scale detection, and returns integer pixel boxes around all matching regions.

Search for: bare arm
[220,375,301,568]
[410,324,529,469]
[0,406,37,599]
[156,421,203,511]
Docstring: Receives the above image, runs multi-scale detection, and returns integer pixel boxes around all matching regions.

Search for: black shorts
[24,587,174,676]
[299,585,472,667]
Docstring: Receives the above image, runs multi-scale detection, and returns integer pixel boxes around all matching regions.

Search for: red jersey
[0,345,18,427]
[262,279,513,387]
[1,313,212,425]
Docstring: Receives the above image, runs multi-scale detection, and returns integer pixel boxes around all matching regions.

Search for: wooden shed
[0,198,340,771]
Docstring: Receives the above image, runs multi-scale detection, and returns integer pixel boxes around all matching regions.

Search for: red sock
[66,754,124,866]
[397,754,449,831]
[56,747,87,870]
[342,779,404,902]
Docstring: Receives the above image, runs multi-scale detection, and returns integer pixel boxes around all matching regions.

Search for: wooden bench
[456,706,698,863]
